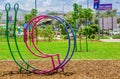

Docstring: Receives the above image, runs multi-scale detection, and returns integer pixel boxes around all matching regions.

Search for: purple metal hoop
[24,15,76,74]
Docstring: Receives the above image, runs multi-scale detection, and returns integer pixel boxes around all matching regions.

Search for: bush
[82,24,98,39]
[38,25,54,42]
[0,27,6,35]
[90,34,95,39]
[112,34,120,39]
[59,24,67,35]
[64,35,68,39]
[100,36,110,39]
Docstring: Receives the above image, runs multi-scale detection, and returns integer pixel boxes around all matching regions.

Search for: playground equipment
[5,3,76,74]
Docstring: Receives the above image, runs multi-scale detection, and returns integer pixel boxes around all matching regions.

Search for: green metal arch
[5,3,35,73]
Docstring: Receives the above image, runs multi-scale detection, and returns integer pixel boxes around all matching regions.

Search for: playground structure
[5,3,76,74]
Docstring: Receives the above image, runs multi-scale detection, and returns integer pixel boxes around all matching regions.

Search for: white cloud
[43,0,51,6]
[73,0,84,3]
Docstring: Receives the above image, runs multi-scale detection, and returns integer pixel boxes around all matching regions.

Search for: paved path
[100,39,120,42]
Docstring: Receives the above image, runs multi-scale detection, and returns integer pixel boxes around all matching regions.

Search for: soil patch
[0,60,120,79]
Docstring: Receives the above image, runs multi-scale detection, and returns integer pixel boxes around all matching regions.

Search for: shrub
[38,25,54,42]
[112,34,120,39]
[100,36,110,39]
[82,24,98,39]
[64,35,68,39]
[90,34,95,39]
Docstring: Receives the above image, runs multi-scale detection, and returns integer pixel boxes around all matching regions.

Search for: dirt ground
[0,60,120,79]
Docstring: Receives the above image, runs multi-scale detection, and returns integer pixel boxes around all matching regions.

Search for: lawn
[0,37,120,60]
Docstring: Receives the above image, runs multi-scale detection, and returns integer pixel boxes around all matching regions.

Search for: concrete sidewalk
[100,39,120,42]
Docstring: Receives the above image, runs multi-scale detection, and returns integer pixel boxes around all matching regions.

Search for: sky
[0,0,120,12]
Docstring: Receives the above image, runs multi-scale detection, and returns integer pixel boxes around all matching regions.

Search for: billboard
[98,4,112,10]
[100,17,117,30]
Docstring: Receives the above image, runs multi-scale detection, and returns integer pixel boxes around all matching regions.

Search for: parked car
[110,30,120,35]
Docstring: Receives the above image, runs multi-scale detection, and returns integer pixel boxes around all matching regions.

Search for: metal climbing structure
[5,3,35,73]
[5,3,76,74]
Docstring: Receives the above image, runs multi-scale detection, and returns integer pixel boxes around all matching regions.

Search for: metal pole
[35,0,37,9]
[86,0,89,52]
[63,3,64,17]
[98,0,100,40]
[87,0,89,8]
[73,3,77,51]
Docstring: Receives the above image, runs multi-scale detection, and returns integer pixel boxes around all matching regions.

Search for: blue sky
[0,0,120,12]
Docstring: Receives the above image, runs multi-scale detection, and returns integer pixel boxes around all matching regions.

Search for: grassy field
[0,37,120,60]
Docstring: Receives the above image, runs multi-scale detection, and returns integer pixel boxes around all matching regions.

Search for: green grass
[74,41,120,59]
[0,37,120,60]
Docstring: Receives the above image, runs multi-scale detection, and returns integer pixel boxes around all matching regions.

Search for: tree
[38,25,54,42]
[0,27,3,35]
[83,8,93,21]
[24,14,32,22]
[58,24,66,35]
[44,25,54,42]
[65,3,94,51]
[48,11,57,15]
[117,18,120,24]
[96,9,117,18]
[65,11,74,27]
[24,9,37,22]
[65,4,94,28]
[82,24,98,39]
[31,9,37,17]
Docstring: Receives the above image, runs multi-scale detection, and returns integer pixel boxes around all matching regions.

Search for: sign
[94,0,99,9]
[94,0,99,3]
[97,4,112,10]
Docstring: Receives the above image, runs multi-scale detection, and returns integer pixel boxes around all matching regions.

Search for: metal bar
[51,56,55,69]
[13,3,35,69]
[5,3,35,73]
[5,3,27,71]
[98,9,100,40]
[73,3,77,51]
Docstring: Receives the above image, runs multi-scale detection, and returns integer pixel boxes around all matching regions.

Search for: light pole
[116,1,120,33]
[86,0,89,52]
[35,0,37,10]
[98,0,100,40]
[62,2,65,17]
[87,0,89,8]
